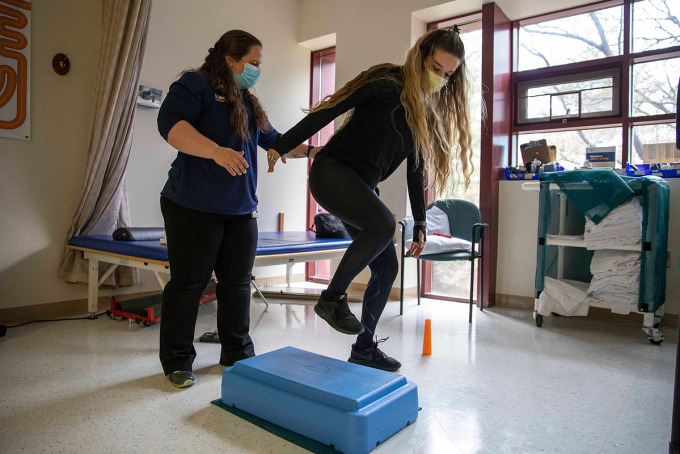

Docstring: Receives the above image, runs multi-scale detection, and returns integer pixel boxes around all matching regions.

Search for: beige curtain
[59,0,152,285]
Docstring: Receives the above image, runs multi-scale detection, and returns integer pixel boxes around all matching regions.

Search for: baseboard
[494,293,678,329]
[495,293,535,310]
[6,287,674,329]
[347,282,415,301]
[586,307,678,329]
[0,293,145,325]
[0,273,312,325]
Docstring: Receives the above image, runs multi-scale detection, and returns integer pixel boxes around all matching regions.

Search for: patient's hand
[410,230,426,258]
[267,149,284,173]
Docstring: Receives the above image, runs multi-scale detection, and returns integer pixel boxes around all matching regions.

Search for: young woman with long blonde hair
[268,27,475,371]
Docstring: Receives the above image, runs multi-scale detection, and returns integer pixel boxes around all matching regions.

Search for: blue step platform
[221,346,418,454]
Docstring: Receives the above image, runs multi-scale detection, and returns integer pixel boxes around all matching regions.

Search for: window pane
[527,95,551,119]
[431,25,482,298]
[447,28,482,204]
[551,92,580,119]
[631,57,680,116]
[517,5,622,71]
[518,128,622,169]
[632,0,680,53]
[431,261,475,298]
[582,87,614,114]
[519,71,618,123]
[631,123,678,162]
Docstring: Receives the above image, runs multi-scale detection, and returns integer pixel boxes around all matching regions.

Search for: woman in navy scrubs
[157,29,313,387]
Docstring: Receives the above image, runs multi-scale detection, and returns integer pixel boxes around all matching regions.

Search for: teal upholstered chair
[399,199,488,322]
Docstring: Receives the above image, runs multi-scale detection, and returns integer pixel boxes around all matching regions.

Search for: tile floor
[0,292,676,454]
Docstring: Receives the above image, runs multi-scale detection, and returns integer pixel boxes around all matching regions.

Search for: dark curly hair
[195,30,270,141]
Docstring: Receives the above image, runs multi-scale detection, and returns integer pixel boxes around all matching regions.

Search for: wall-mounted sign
[0,0,32,141]
[137,85,163,108]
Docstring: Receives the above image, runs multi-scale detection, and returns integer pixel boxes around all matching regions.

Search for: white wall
[125,0,311,293]
[0,0,102,311]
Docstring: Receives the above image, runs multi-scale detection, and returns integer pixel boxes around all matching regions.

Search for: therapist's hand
[410,230,426,258]
[212,147,249,176]
[267,149,285,173]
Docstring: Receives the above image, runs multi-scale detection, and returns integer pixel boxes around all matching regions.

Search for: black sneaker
[168,370,196,388]
[314,291,364,335]
[348,337,401,372]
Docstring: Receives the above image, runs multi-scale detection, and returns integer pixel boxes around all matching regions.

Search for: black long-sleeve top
[271,69,427,231]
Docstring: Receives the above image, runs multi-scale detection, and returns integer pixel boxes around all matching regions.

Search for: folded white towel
[584,198,642,250]
[590,292,638,314]
[590,250,640,274]
[586,250,640,314]
[588,274,639,294]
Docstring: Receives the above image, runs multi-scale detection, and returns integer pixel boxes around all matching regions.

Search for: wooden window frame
[305,46,336,283]
[512,0,679,165]
[422,12,484,304]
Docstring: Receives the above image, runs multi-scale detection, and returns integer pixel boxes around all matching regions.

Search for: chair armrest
[398,220,406,258]
[471,223,489,257]
[472,223,488,242]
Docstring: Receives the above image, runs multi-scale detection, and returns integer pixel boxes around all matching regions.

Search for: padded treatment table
[67,232,352,315]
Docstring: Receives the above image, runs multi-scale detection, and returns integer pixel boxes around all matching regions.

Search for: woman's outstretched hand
[267,149,285,173]
[410,230,426,258]
[212,147,249,176]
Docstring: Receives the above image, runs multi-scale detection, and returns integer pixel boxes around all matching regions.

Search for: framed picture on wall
[136,85,162,108]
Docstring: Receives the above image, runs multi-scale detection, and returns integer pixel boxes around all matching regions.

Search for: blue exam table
[67,232,352,315]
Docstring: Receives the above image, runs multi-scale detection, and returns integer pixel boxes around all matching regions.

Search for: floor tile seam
[596,375,640,454]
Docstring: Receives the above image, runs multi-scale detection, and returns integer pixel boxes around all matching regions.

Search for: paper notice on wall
[0,0,32,141]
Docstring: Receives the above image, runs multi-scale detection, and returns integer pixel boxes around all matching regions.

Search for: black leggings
[309,154,398,346]
[159,196,257,375]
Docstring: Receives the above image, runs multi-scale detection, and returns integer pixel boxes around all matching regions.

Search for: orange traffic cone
[422,319,432,356]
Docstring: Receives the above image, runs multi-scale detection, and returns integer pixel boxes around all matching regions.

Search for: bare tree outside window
[632,0,680,53]
[518,6,623,71]
[517,0,679,166]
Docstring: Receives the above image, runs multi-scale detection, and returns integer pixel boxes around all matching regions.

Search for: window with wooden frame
[513,0,680,167]
[517,67,621,124]
[305,46,336,283]
[422,13,484,302]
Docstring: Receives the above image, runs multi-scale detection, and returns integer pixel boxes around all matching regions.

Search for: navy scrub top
[157,71,280,215]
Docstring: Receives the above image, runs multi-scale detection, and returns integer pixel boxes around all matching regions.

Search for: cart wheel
[142,320,151,327]
[535,314,543,327]
[643,327,664,345]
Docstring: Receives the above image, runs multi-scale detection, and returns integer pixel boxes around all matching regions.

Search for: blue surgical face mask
[233,62,261,89]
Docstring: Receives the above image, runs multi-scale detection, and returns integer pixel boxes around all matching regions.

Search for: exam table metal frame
[67,233,351,316]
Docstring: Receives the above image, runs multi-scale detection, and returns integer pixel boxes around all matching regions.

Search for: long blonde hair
[308,28,476,196]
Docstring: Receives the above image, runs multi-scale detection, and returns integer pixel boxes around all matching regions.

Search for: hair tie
[208,47,215,54]
[452,25,460,34]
